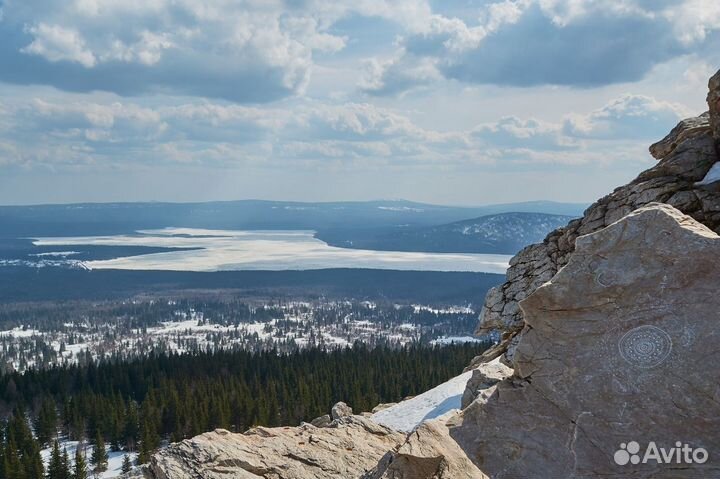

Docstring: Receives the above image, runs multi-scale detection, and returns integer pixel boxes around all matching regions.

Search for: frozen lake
[33,228,512,274]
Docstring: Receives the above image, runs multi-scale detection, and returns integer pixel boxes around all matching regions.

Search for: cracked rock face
[452,204,720,478]
[366,419,488,479]
[461,358,513,410]
[477,69,720,363]
[142,416,406,479]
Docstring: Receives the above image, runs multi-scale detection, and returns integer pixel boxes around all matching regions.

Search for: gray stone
[452,204,720,478]
[460,358,513,410]
[709,69,720,145]
[331,401,353,420]
[365,419,487,479]
[311,414,332,428]
[649,112,710,160]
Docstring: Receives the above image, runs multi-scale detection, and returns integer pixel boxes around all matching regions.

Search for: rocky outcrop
[648,112,711,160]
[477,70,720,362]
[142,416,406,479]
[709,70,720,145]
[460,358,512,409]
[331,401,353,420]
[453,203,720,477]
[310,414,332,428]
[366,419,487,479]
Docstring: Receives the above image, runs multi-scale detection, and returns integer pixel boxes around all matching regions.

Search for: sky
[0,0,717,206]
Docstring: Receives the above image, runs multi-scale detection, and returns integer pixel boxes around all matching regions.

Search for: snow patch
[371,370,473,432]
[696,162,720,186]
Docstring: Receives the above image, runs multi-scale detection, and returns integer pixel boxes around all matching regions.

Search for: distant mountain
[449,200,586,218]
[318,212,577,254]
[0,200,587,237]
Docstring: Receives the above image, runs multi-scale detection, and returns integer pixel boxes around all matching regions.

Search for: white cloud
[471,116,575,150]
[661,0,720,44]
[362,0,720,94]
[21,23,96,67]
[0,0,447,102]
[0,90,685,173]
[563,94,686,139]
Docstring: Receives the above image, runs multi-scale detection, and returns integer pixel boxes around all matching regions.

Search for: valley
[0,297,493,374]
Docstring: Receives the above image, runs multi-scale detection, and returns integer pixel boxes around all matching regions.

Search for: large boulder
[331,401,353,420]
[366,419,487,479]
[143,416,406,479]
[460,358,513,410]
[477,69,720,362]
[452,204,720,478]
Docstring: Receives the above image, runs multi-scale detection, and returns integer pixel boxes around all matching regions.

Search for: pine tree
[35,398,58,447]
[90,432,108,474]
[121,454,132,474]
[123,402,139,451]
[72,447,87,479]
[46,440,69,479]
[137,420,156,465]
[8,407,44,479]
[3,436,22,479]
[61,448,71,479]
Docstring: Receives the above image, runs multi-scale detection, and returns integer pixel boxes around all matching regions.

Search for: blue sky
[0,0,717,205]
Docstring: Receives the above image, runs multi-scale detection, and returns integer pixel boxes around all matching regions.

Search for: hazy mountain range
[319,212,576,254]
[0,200,586,238]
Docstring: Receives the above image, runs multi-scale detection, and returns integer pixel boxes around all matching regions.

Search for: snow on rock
[371,370,473,432]
[696,161,720,185]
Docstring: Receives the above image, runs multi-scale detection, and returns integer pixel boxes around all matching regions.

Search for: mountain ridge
[318,212,576,254]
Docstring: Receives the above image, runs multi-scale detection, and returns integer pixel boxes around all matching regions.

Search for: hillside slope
[318,212,576,254]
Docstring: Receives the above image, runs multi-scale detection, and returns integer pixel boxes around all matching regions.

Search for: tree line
[0,342,487,478]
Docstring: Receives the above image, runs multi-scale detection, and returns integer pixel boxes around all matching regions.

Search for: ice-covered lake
[33,228,512,273]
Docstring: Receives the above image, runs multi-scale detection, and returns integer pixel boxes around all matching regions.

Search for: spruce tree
[121,454,132,474]
[61,448,71,479]
[72,447,87,479]
[46,440,69,479]
[3,436,22,479]
[35,398,58,447]
[137,411,159,465]
[90,432,108,474]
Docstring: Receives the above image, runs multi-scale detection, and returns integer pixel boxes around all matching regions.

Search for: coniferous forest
[0,342,488,478]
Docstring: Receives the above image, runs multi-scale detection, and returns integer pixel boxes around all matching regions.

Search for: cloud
[0,0,445,102]
[363,0,720,95]
[0,91,683,172]
[359,55,442,96]
[21,23,97,67]
[562,94,686,139]
[0,0,354,102]
[471,116,576,150]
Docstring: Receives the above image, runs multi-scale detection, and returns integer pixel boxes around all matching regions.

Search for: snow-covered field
[33,228,512,273]
[0,299,491,373]
[430,336,486,346]
[40,440,138,478]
